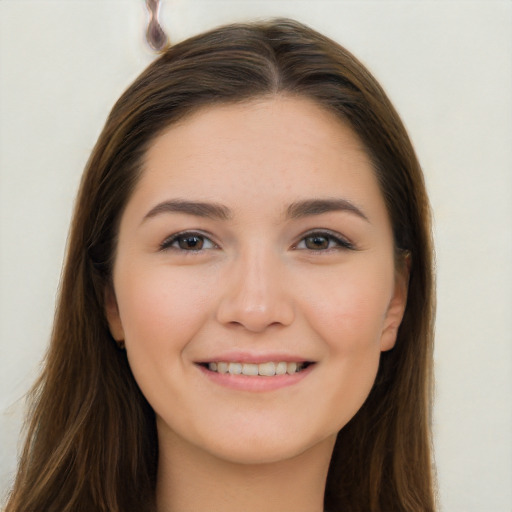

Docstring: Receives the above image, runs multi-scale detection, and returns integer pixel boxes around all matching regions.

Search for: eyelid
[293,229,355,251]
[159,230,218,251]
[158,229,355,252]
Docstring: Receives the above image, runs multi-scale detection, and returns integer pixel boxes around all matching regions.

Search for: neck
[155,430,335,512]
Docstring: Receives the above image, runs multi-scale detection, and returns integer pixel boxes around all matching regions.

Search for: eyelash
[160,230,354,253]
[159,231,217,252]
[293,230,355,252]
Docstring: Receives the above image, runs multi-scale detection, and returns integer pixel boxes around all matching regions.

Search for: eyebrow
[286,198,369,222]
[142,199,232,223]
[142,197,369,224]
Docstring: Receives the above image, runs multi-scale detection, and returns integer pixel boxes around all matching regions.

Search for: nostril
[215,263,295,331]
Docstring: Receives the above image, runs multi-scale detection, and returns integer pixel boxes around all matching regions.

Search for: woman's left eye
[295,231,354,251]
[160,232,216,252]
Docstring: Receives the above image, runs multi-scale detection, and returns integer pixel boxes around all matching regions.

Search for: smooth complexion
[106,95,408,512]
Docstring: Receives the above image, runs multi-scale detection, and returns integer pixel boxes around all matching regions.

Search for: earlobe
[104,285,125,343]
[380,254,411,352]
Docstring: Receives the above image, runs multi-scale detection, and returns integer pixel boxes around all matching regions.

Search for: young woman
[5,18,435,512]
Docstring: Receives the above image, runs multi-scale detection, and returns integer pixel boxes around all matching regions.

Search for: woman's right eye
[160,232,216,252]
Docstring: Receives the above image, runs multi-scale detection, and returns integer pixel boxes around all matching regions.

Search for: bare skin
[106,95,408,512]
[156,428,335,512]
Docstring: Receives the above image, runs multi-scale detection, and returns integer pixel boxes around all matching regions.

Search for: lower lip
[196,364,314,392]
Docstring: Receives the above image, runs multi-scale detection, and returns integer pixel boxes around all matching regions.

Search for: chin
[190,421,338,467]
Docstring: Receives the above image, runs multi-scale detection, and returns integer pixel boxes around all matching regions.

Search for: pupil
[179,236,203,250]
[306,235,328,250]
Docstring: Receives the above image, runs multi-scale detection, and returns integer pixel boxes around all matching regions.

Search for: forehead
[131,95,387,223]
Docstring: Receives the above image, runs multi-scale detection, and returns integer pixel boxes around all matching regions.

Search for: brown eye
[304,235,330,250]
[296,231,354,251]
[160,232,216,251]
[178,235,204,250]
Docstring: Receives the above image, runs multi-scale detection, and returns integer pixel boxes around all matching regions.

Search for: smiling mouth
[198,361,313,377]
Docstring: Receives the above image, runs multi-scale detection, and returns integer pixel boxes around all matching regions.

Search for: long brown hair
[5,18,435,512]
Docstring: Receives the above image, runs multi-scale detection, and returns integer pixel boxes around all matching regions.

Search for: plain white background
[1,1,511,510]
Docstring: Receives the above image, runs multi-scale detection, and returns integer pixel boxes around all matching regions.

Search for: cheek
[287,262,395,431]
[303,262,393,354]
[113,263,215,354]
[305,269,391,430]
[113,265,218,418]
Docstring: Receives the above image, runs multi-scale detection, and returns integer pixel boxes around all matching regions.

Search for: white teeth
[228,362,242,375]
[275,362,287,375]
[258,362,276,376]
[286,362,297,375]
[206,361,306,376]
[242,363,259,376]
[217,362,228,374]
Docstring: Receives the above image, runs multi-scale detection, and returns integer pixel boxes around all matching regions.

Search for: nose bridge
[216,242,294,331]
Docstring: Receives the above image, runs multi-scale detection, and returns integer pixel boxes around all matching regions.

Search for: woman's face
[106,95,408,465]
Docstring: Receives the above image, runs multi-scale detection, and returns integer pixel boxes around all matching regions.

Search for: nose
[215,247,295,333]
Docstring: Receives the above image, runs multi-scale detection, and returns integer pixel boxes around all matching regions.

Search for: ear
[105,285,125,342]
[380,253,411,352]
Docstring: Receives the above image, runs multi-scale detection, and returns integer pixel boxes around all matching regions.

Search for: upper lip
[196,351,314,365]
